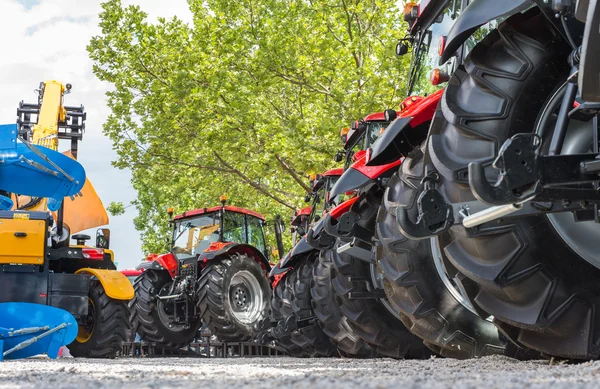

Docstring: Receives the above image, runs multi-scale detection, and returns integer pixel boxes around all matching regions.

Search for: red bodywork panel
[401,89,442,127]
[175,205,265,221]
[272,272,287,289]
[323,168,344,177]
[156,252,178,277]
[329,196,360,220]
[121,269,143,277]
[351,153,402,180]
[204,241,232,253]
[291,206,312,226]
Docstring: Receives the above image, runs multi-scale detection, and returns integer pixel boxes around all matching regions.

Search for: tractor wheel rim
[157,282,186,332]
[76,297,95,343]
[536,82,600,269]
[229,270,263,324]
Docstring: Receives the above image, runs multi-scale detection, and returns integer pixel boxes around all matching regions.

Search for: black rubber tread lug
[289,258,337,357]
[311,253,375,358]
[269,277,308,357]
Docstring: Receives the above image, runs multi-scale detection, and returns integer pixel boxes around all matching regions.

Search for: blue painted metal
[0,124,85,210]
[0,303,78,361]
[0,195,13,210]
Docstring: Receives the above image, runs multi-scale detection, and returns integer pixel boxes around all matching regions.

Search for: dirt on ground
[1,355,599,389]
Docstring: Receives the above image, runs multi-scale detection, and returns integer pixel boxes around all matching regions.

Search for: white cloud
[0,0,192,269]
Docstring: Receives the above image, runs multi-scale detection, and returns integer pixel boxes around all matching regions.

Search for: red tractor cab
[131,198,283,348]
[335,111,399,170]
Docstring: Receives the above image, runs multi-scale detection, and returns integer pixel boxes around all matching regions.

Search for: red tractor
[130,197,283,347]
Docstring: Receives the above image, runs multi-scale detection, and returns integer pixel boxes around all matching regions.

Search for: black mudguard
[306,218,336,250]
[439,0,532,64]
[366,116,413,166]
[136,260,166,272]
[269,259,289,278]
[329,167,373,200]
[278,237,315,270]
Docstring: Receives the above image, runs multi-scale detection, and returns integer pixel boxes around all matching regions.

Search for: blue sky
[2,0,192,269]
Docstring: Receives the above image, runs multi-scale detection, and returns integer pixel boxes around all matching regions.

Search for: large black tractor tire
[429,9,600,359]
[131,270,201,348]
[69,279,130,358]
[197,253,271,342]
[288,258,337,357]
[331,247,430,359]
[269,277,308,357]
[312,253,375,358]
[329,191,430,359]
[377,148,506,359]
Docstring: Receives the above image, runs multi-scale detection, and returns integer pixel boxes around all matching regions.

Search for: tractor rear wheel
[377,148,506,358]
[329,191,429,359]
[312,254,375,358]
[69,279,130,358]
[428,9,600,359]
[197,253,271,341]
[131,270,201,348]
[269,276,308,357]
[289,258,336,357]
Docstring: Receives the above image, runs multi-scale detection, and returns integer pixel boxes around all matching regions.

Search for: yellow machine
[0,81,133,358]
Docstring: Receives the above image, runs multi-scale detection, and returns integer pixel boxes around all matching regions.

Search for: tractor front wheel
[197,253,271,341]
[68,279,130,358]
[131,270,201,348]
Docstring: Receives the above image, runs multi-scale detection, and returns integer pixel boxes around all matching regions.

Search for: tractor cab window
[246,216,268,258]
[223,211,246,244]
[172,213,220,259]
[344,133,365,170]
[309,184,327,224]
[407,0,462,96]
[365,121,389,148]
[325,176,342,207]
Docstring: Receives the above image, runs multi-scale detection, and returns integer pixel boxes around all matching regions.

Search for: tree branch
[213,153,296,209]
[275,154,311,192]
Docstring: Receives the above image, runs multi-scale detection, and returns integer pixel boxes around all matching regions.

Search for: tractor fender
[269,256,290,279]
[198,242,271,274]
[439,0,532,64]
[329,155,400,200]
[137,252,178,278]
[305,218,336,251]
[279,237,315,271]
[367,90,442,166]
[74,268,134,300]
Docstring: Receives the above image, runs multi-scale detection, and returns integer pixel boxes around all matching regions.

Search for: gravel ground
[1,356,600,389]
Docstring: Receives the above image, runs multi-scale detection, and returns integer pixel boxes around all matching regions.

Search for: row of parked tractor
[121,0,600,361]
[3,0,600,362]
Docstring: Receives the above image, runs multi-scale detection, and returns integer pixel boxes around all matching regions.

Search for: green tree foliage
[89,0,409,254]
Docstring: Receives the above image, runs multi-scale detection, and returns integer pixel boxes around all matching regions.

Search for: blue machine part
[0,124,85,209]
[0,303,78,361]
[0,195,13,210]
